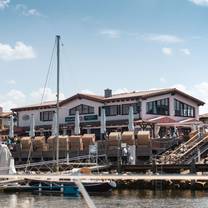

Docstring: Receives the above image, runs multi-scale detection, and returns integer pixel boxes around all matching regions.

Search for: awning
[135,116,176,124]
[147,116,176,124]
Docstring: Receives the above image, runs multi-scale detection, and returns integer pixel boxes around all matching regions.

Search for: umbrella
[100,107,106,134]
[52,111,58,136]
[74,111,80,135]
[9,115,14,139]
[128,106,135,131]
[29,114,35,137]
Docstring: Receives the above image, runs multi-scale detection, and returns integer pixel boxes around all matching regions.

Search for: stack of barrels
[69,135,83,152]
[33,136,47,151]
[82,134,96,152]
[107,132,121,156]
[136,131,151,146]
[20,137,32,151]
[121,131,135,145]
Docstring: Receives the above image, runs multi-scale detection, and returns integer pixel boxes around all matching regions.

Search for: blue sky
[1,0,208,112]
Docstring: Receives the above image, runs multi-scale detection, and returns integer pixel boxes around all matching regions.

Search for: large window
[105,105,119,116]
[146,98,169,115]
[40,111,53,121]
[174,99,195,117]
[69,104,94,115]
[122,103,140,115]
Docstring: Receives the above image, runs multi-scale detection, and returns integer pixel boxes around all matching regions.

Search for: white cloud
[180,48,191,55]
[0,41,36,61]
[30,88,65,102]
[113,88,130,94]
[171,84,189,93]
[192,82,208,114]
[7,89,25,101]
[24,9,41,16]
[160,77,167,84]
[7,80,16,85]
[144,34,184,44]
[171,82,208,114]
[0,0,10,10]
[16,4,42,16]
[80,89,96,95]
[162,47,172,56]
[189,0,208,6]
[0,89,26,111]
[194,82,208,97]
[100,29,121,39]
[0,88,66,111]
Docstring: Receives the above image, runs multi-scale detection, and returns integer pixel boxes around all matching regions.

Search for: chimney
[104,88,112,98]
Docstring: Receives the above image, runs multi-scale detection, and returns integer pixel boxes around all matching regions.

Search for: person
[122,147,128,165]
[127,145,131,164]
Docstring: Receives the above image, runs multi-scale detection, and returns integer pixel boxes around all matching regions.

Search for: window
[69,104,94,115]
[122,103,141,115]
[40,111,53,121]
[146,98,169,115]
[174,99,195,117]
[105,105,119,116]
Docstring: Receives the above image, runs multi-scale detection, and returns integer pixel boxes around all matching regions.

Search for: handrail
[0,154,107,171]
[177,135,208,164]
[171,132,200,155]
[177,135,208,161]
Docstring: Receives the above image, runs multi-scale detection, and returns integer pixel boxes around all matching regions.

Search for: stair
[157,132,208,164]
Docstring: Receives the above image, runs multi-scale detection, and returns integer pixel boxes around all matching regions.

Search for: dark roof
[11,94,104,112]
[104,88,205,105]
[11,101,58,111]
[11,88,205,112]
[60,93,104,106]
[199,113,208,119]
[0,112,12,118]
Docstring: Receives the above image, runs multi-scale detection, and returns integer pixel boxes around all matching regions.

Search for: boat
[0,177,116,195]
[1,182,79,196]
[27,178,116,194]
[23,167,116,194]
[0,36,116,198]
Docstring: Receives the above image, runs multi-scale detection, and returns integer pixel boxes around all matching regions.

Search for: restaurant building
[11,88,204,139]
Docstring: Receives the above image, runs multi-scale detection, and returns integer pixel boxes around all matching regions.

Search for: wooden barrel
[136,131,150,146]
[33,136,46,151]
[48,136,70,151]
[82,134,96,150]
[108,132,121,146]
[20,137,32,150]
[47,136,56,151]
[69,135,83,151]
[59,136,69,151]
[121,131,135,145]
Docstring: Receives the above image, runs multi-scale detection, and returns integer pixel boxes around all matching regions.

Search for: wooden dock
[0,174,208,182]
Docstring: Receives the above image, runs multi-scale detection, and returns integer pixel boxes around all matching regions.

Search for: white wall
[17,98,103,127]
[141,93,199,121]
[16,92,201,127]
[59,98,103,123]
[104,99,141,121]
[18,108,56,127]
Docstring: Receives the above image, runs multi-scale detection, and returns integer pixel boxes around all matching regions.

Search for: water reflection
[1,190,208,208]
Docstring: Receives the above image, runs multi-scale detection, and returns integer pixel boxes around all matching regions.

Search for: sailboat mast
[56,35,60,172]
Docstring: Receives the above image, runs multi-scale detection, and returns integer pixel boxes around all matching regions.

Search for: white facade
[17,98,103,128]
[0,117,10,129]
[142,93,199,121]
[14,89,203,130]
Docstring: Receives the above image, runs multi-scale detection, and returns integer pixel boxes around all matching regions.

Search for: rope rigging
[40,38,57,105]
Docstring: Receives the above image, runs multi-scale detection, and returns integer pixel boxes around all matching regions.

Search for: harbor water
[1,190,208,208]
